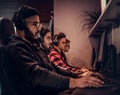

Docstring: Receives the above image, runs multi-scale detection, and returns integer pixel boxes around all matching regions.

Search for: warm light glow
[101,0,107,13]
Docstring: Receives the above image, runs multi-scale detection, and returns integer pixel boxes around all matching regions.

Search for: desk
[70,86,120,95]
[58,84,120,95]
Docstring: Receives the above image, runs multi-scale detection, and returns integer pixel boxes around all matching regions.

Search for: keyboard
[101,74,120,88]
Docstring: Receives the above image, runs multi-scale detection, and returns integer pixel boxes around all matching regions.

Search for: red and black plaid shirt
[48,47,79,73]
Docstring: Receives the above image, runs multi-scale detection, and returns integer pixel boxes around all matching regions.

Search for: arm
[48,50,81,77]
[5,42,69,90]
[5,41,104,90]
[69,76,104,88]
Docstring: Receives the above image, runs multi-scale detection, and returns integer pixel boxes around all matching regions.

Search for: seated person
[37,28,55,71]
[2,5,104,95]
[63,38,72,68]
[64,38,90,76]
[48,32,96,78]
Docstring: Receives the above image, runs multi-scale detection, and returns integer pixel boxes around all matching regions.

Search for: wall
[0,0,53,23]
[112,27,120,71]
[54,0,100,68]
[112,28,120,53]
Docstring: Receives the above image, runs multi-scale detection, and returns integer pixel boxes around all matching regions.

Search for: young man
[64,38,71,53]
[48,32,81,77]
[48,32,102,78]
[2,5,104,95]
[37,28,54,71]
[64,38,90,76]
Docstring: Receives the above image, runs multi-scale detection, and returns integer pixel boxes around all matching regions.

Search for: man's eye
[47,37,52,40]
[32,22,41,27]
[64,42,66,44]
[33,23,38,26]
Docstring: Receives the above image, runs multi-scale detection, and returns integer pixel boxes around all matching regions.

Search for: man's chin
[45,46,50,50]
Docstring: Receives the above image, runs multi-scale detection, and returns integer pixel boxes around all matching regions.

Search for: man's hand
[69,75,104,88]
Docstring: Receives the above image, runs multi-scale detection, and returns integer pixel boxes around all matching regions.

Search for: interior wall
[0,0,53,23]
[54,0,100,68]
[112,28,120,53]
[112,27,120,71]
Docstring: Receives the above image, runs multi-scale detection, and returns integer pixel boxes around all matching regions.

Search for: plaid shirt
[48,47,80,77]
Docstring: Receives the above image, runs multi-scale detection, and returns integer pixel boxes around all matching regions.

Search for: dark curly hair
[12,5,40,30]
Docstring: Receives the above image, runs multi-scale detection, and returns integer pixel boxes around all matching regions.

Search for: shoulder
[5,35,32,54]
[49,48,59,56]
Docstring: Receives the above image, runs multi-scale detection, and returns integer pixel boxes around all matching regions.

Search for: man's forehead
[25,15,40,21]
[61,40,66,43]
[46,32,51,35]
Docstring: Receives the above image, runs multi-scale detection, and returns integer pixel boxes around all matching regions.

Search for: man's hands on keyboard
[78,67,105,79]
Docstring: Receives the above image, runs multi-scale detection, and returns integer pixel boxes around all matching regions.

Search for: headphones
[53,34,59,46]
[38,28,51,43]
[53,32,66,46]
[12,5,40,31]
[38,30,43,43]
[12,6,26,31]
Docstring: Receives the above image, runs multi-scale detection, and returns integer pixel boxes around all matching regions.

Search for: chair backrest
[0,17,15,95]
[0,17,15,44]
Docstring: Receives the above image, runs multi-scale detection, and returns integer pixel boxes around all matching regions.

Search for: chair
[0,17,15,44]
[0,17,15,95]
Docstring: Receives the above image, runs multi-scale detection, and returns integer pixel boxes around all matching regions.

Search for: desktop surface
[72,86,120,95]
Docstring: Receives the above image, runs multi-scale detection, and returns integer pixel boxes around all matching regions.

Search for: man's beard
[41,42,52,54]
[24,26,39,44]
[23,26,41,48]
[42,42,50,50]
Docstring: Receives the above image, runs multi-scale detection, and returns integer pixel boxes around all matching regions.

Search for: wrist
[69,78,76,88]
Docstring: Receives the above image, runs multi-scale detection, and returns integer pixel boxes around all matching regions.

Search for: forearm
[55,66,79,78]
[7,44,70,91]
[28,66,70,90]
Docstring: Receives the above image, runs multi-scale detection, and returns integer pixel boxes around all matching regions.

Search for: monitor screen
[95,31,108,72]
[100,0,110,13]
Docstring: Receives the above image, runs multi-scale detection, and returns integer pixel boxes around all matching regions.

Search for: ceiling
[0,0,53,23]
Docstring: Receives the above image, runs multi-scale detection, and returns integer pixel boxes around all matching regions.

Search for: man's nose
[37,23,42,31]
[50,39,52,44]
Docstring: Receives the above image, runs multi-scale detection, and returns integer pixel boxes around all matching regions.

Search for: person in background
[2,5,104,95]
[37,28,54,72]
[63,38,71,66]
[48,32,80,78]
[64,38,90,76]
[39,29,86,78]
[64,38,71,53]
[48,32,101,78]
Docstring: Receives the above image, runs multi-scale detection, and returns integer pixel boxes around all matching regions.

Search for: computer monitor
[100,0,110,13]
[95,29,117,74]
[90,31,108,72]
[97,31,108,71]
